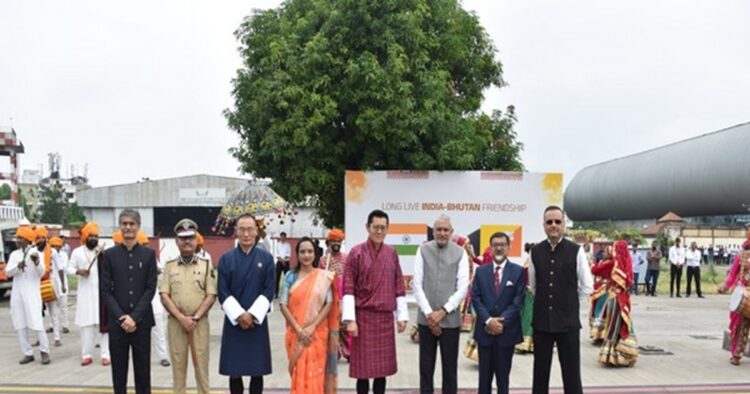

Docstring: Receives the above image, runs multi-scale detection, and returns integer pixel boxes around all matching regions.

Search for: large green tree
[226,0,523,227]
[37,183,86,226]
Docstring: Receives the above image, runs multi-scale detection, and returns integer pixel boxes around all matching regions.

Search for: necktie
[494,265,501,294]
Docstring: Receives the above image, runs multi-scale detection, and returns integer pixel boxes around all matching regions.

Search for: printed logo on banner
[467,224,523,258]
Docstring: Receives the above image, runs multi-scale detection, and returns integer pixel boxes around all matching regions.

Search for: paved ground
[1,290,748,393]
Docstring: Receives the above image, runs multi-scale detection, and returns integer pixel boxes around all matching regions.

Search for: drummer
[719,238,750,365]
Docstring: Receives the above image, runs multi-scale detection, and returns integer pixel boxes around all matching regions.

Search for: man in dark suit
[100,209,157,394]
[471,232,526,394]
[528,206,593,394]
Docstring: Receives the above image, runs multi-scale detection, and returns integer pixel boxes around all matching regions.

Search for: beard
[37,241,47,251]
[86,239,99,249]
[331,244,341,253]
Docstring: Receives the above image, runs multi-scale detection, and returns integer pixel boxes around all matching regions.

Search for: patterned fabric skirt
[349,309,397,379]
[597,296,638,367]
[589,292,608,342]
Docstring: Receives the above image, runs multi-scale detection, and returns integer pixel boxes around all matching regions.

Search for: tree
[17,187,35,222]
[0,183,11,200]
[37,183,87,226]
[37,183,66,224]
[226,0,523,227]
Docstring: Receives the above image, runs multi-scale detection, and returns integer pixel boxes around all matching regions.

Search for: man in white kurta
[49,237,70,338]
[8,226,50,364]
[68,222,110,366]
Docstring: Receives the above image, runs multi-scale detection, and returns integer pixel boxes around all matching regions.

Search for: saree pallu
[285,269,335,393]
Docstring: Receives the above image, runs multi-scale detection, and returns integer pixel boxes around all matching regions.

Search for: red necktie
[494,265,501,293]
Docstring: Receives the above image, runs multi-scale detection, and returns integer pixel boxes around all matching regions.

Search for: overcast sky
[1,1,748,189]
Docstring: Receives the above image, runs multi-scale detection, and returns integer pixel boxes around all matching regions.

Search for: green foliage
[612,229,645,245]
[567,228,605,242]
[0,183,11,200]
[226,0,523,227]
[17,187,35,222]
[37,183,86,226]
[572,221,644,245]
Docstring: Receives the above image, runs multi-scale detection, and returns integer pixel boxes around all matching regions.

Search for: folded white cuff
[247,295,271,325]
[221,296,244,326]
[342,295,356,322]
[396,296,409,322]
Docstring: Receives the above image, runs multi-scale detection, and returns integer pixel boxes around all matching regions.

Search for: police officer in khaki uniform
[159,219,217,394]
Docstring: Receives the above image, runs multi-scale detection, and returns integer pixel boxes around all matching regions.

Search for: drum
[40,279,56,303]
[729,286,750,319]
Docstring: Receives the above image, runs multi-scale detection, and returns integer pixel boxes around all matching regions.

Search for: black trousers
[686,266,702,296]
[532,329,582,394]
[275,260,289,298]
[477,341,514,394]
[418,325,460,394]
[110,325,152,394]
[670,264,683,296]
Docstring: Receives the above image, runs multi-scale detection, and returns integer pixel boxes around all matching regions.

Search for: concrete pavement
[0,291,748,393]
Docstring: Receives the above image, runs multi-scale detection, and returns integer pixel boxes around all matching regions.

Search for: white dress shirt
[685,249,701,267]
[669,246,686,266]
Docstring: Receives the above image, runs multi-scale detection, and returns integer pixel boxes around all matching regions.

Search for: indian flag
[386,223,428,256]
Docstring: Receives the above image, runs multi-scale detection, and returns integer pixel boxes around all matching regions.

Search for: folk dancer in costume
[280,237,338,393]
[9,226,51,365]
[320,228,349,362]
[589,245,612,344]
[218,214,275,394]
[592,240,638,366]
[49,236,71,339]
[718,238,750,365]
[343,210,409,394]
[515,242,536,354]
[160,219,218,394]
[68,222,110,366]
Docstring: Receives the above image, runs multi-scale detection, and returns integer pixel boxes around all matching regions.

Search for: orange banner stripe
[388,223,427,234]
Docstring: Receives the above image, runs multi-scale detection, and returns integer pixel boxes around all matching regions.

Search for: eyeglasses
[370,225,387,232]
[545,219,563,225]
[236,227,257,234]
[491,243,508,249]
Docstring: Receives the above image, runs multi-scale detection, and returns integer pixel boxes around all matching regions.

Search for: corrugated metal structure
[564,122,750,221]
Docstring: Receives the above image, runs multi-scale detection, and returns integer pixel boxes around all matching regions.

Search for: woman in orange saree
[280,237,338,393]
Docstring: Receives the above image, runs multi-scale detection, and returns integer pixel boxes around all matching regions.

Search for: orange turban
[196,232,205,246]
[80,222,99,243]
[35,226,49,240]
[136,231,149,245]
[327,228,345,241]
[16,226,36,243]
[49,236,64,247]
[112,231,123,245]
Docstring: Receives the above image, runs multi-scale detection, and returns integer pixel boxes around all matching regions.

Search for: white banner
[344,171,563,275]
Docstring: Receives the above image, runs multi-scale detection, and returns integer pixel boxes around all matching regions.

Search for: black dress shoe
[19,355,34,364]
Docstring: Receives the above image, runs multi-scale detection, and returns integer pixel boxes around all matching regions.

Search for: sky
[1,0,748,189]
